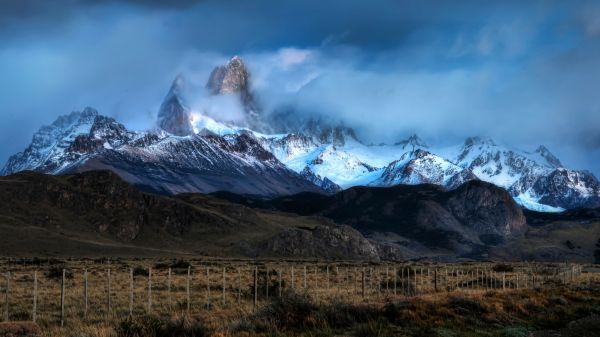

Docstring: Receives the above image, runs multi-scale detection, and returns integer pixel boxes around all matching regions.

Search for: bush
[116,316,211,337]
[493,264,514,272]
[354,319,394,337]
[448,296,488,315]
[257,292,316,329]
[45,266,73,280]
[132,266,148,277]
[154,260,192,274]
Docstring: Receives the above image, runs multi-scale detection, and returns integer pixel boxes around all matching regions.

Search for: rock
[206,56,259,116]
[446,180,527,237]
[257,224,380,261]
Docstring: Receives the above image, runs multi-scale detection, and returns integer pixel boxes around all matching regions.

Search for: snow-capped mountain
[3,55,600,211]
[258,128,600,211]
[373,149,477,189]
[1,108,325,196]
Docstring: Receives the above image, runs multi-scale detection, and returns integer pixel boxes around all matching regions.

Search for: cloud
[0,0,599,176]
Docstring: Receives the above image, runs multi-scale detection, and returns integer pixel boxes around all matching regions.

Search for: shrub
[354,319,394,337]
[132,266,148,277]
[45,265,73,280]
[116,316,211,337]
[493,264,514,272]
[448,296,488,315]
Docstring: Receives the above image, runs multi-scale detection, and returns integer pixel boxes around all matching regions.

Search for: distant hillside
[0,170,376,260]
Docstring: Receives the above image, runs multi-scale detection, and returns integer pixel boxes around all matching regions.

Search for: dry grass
[0,258,597,337]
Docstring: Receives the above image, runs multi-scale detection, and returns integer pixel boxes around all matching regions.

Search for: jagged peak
[535,145,563,168]
[50,107,98,129]
[463,136,496,148]
[394,134,428,151]
[157,75,193,136]
[228,55,245,68]
[169,74,185,96]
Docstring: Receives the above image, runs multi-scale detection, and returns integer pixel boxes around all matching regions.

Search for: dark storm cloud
[0,0,600,175]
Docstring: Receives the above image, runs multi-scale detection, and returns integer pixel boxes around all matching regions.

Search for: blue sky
[1,0,600,175]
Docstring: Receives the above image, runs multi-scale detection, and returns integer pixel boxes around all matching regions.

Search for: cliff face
[157,75,194,136]
[206,56,259,116]
[445,180,527,237]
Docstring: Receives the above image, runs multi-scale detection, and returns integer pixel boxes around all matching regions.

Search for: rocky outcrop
[207,56,259,116]
[258,224,379,261]
[446,180,527,237]
[157,75,194,136]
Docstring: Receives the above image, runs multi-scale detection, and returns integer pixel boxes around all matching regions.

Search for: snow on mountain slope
[1,107,326,196]
[1,107,129,175]
[451,137,600,210]
[372,149,477,189]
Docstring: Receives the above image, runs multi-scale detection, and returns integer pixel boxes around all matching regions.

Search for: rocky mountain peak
[157,75,194,136]
[463,136,496,148]
[395,134,428,152]
[206,56,249,95]
[535,145,563,168]
[206,56,259,116]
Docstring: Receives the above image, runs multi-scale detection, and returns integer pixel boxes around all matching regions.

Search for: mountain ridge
[2,56,600,211]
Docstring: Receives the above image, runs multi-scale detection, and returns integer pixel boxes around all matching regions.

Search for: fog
[0,0,599,174]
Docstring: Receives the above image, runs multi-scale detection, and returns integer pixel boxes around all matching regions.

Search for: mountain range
[2,56,600,212]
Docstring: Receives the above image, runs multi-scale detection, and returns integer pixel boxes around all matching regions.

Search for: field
[1,258,599,337]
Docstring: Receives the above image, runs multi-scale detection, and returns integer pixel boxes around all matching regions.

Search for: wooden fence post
[401,268,405,294]
[168,268,172,310]
[314,266,318,290]
[278,268,282,298]
[253,266,258,310]
[434,269,438,292]
[33,271,37,323]
[60,269,65,327]
[291,266,295,290]
[427,268,431,292]
[502,272,506,290]
[393,267,397,296]
[147,267,152,313]
[84,269,88,318]
[326,265,330,291]
[185,266,190,313]
[325,265,329,291]
[107,269,111,318]
[361,268,365,299]
[4,272,9,322]
[303,266,307,290]
[386,266,389,293]
[130,268,134,317]
[237,267,242,304]
[206,267,211,309]
[414,268,418,295]
[222,266,226,306]
[265,267,269,300]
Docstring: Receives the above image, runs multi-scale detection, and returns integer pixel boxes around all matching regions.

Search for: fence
[0,260,585,327]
